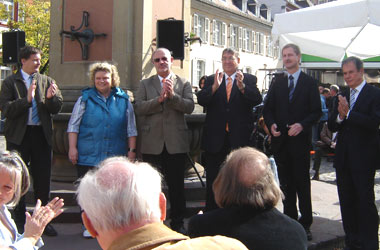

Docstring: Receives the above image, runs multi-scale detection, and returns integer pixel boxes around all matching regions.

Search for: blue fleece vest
[77,87,129,166]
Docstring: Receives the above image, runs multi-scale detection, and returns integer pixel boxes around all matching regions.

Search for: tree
[0,0,50,70]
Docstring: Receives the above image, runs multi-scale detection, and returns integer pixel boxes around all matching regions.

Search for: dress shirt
[0,205,43,250]
[287,69,301,89]
[20,69,41,126]
[67,92,137,137]
[224,72,236,86]
[336,80,366,123]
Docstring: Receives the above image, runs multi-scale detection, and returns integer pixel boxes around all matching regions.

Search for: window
[0,0,14,23]
[247,0,257,15]
[243,29,252,52]
[238,27,243,50]
[193,14,210,43]
[251,31,256,53]
[260,4,268,20]
[229,25,239,50]
[242,0,247,12]
[256,32,264,55]
[212,20,226,46]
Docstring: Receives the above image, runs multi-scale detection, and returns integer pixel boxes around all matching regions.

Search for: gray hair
[0,151,30,206]
[76,157,163,232]
[222,48,240,59]
[213,147,283,209]
[342,56,363,71]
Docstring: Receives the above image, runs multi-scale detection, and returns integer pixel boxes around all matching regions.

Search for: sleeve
[44,77,63,115]
[0,77,31,119]
[67,96,85,133]
[166,78,194,114]
[299,78,322,131]
[9,237,43,250]
[196,75,215,107]
[134,80,163,115]
[126,100,138,137]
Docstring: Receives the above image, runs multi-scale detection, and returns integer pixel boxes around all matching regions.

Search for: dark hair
[19,46,42,62]
[342,56,363,71]
[222,48,240,59]
[199,75,207,89]
[322,88,330,94]
[282,43,301,55]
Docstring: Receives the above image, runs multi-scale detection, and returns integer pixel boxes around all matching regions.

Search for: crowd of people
[0,43,378,250]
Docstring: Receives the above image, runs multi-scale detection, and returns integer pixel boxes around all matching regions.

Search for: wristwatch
[128,148,137,153]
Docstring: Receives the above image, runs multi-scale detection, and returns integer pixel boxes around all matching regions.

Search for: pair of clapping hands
[158,78,175,103]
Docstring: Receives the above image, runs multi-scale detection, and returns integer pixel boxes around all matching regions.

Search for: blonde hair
[88,62,120,87]
[0,151,30,206]
[213,147,283,209]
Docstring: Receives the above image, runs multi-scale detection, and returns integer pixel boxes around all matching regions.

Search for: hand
[338,95,349,120]
[163,78,174,99]
[212,69,223,94]
[158,87,167,103]
[330,141,336,149]
[271,123,281,137]
[127,151,136,162]
[27,80,36,103]
[24,198,64,244]
[288,123,303,136]
[68,147,78,165]
[46,81,58,99]
[236,70,245,93]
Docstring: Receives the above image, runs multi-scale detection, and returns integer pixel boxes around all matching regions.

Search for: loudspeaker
[157,20,184,60]
[2,31,25,64]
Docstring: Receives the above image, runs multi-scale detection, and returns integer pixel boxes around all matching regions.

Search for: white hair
[76,157,163,232]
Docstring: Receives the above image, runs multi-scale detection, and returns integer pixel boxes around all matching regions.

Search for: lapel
[229,78,239,102]
[219,76,227,103]
[152,75,162,96]
[351,83,368,111]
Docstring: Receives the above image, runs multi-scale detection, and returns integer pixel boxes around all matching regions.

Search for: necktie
[226,77,233,132]
[29,75,40,124]
[349,88,357,110]
[226,77,232,102]
[288,75,295,101]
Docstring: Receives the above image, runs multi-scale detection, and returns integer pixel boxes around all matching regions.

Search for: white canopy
[272,0,380,61]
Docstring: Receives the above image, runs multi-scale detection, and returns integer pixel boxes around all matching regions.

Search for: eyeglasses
[222,56,236,62]
[153,57,168,63]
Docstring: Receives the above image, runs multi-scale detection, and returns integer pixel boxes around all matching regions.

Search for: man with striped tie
[197,48,262,211]
[328,57,380,250]
[0,46,63,236]
[263,43,321,241]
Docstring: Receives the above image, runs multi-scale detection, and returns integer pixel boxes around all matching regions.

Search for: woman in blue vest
[67,62,137,237]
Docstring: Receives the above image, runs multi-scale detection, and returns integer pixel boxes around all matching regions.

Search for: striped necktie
[349,88,357,110]
[29,75,40,124]
[288,75,295,101]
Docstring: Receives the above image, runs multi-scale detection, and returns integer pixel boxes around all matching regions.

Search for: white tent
[272,0,380,62]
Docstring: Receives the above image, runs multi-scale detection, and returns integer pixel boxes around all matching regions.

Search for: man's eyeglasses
[153,57,168,63]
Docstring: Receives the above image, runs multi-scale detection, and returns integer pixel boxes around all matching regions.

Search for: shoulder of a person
[174,75,189,85]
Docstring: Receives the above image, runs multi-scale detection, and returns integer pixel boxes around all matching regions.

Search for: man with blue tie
[328,57,380,250]
[263,43,321,241]
[0,46,63,236]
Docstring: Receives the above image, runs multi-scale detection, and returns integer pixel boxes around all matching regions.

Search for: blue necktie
[349,89,357,110]
[29,75,40,124]
[288,75,295,101]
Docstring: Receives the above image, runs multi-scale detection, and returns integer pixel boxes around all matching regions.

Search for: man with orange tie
[135,47,194,234]
[197,48,262,211]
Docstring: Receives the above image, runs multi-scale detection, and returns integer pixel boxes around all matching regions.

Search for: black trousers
[204,132,231,211]
[143,147,186,227]
[336,166,378,250]
[274,137,313,229]
[7,126,52,228]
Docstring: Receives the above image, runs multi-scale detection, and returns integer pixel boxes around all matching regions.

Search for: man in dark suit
[328,57,380,250]
[0,46,63,236]
[263,43,321,240]
[197,48,262,211]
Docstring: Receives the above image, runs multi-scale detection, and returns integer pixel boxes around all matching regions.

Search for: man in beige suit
[135,48,194,234]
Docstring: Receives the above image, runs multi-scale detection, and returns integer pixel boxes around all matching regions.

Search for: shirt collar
[20,69,32,82]
[158,72,173,83]
[352,80,366,93]
[224,72,237,84]
[287,69,301,82]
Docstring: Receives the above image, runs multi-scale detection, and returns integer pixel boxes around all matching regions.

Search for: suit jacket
[197,73,262,153]
[328,83,380,171]
[263,72,321,153]
[134,74,194,155]
[0,71,63,146]
[188,206,308,250]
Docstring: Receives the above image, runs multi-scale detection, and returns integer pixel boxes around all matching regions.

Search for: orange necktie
[226,77,232,131]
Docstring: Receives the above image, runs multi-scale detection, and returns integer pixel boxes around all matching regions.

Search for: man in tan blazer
[135,48,194,234]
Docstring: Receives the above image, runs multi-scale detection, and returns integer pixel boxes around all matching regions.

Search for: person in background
[67,62,137,237]
[0,46,63,236]
[0,151,64,250]
[188,147,307,250]
[76,156,249,250]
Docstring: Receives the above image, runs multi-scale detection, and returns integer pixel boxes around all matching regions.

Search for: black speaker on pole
[157,19,184,60]
[2,31,26,64]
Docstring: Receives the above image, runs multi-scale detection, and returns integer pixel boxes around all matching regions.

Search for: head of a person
[0,151,30,207]
[341,56,364,89]
[322,88,330,98]
[19,46,42,75]
[330,85,339,96]
[282,43,301,73]
[222,48,240,76]
[89,62,120,97]
[77,157,165,248]
[152,48,173,78]
[318,86,324,94]
[199,75,207,89]
[213,147,283,210]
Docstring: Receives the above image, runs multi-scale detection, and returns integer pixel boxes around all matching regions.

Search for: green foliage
[1,0,50,70]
